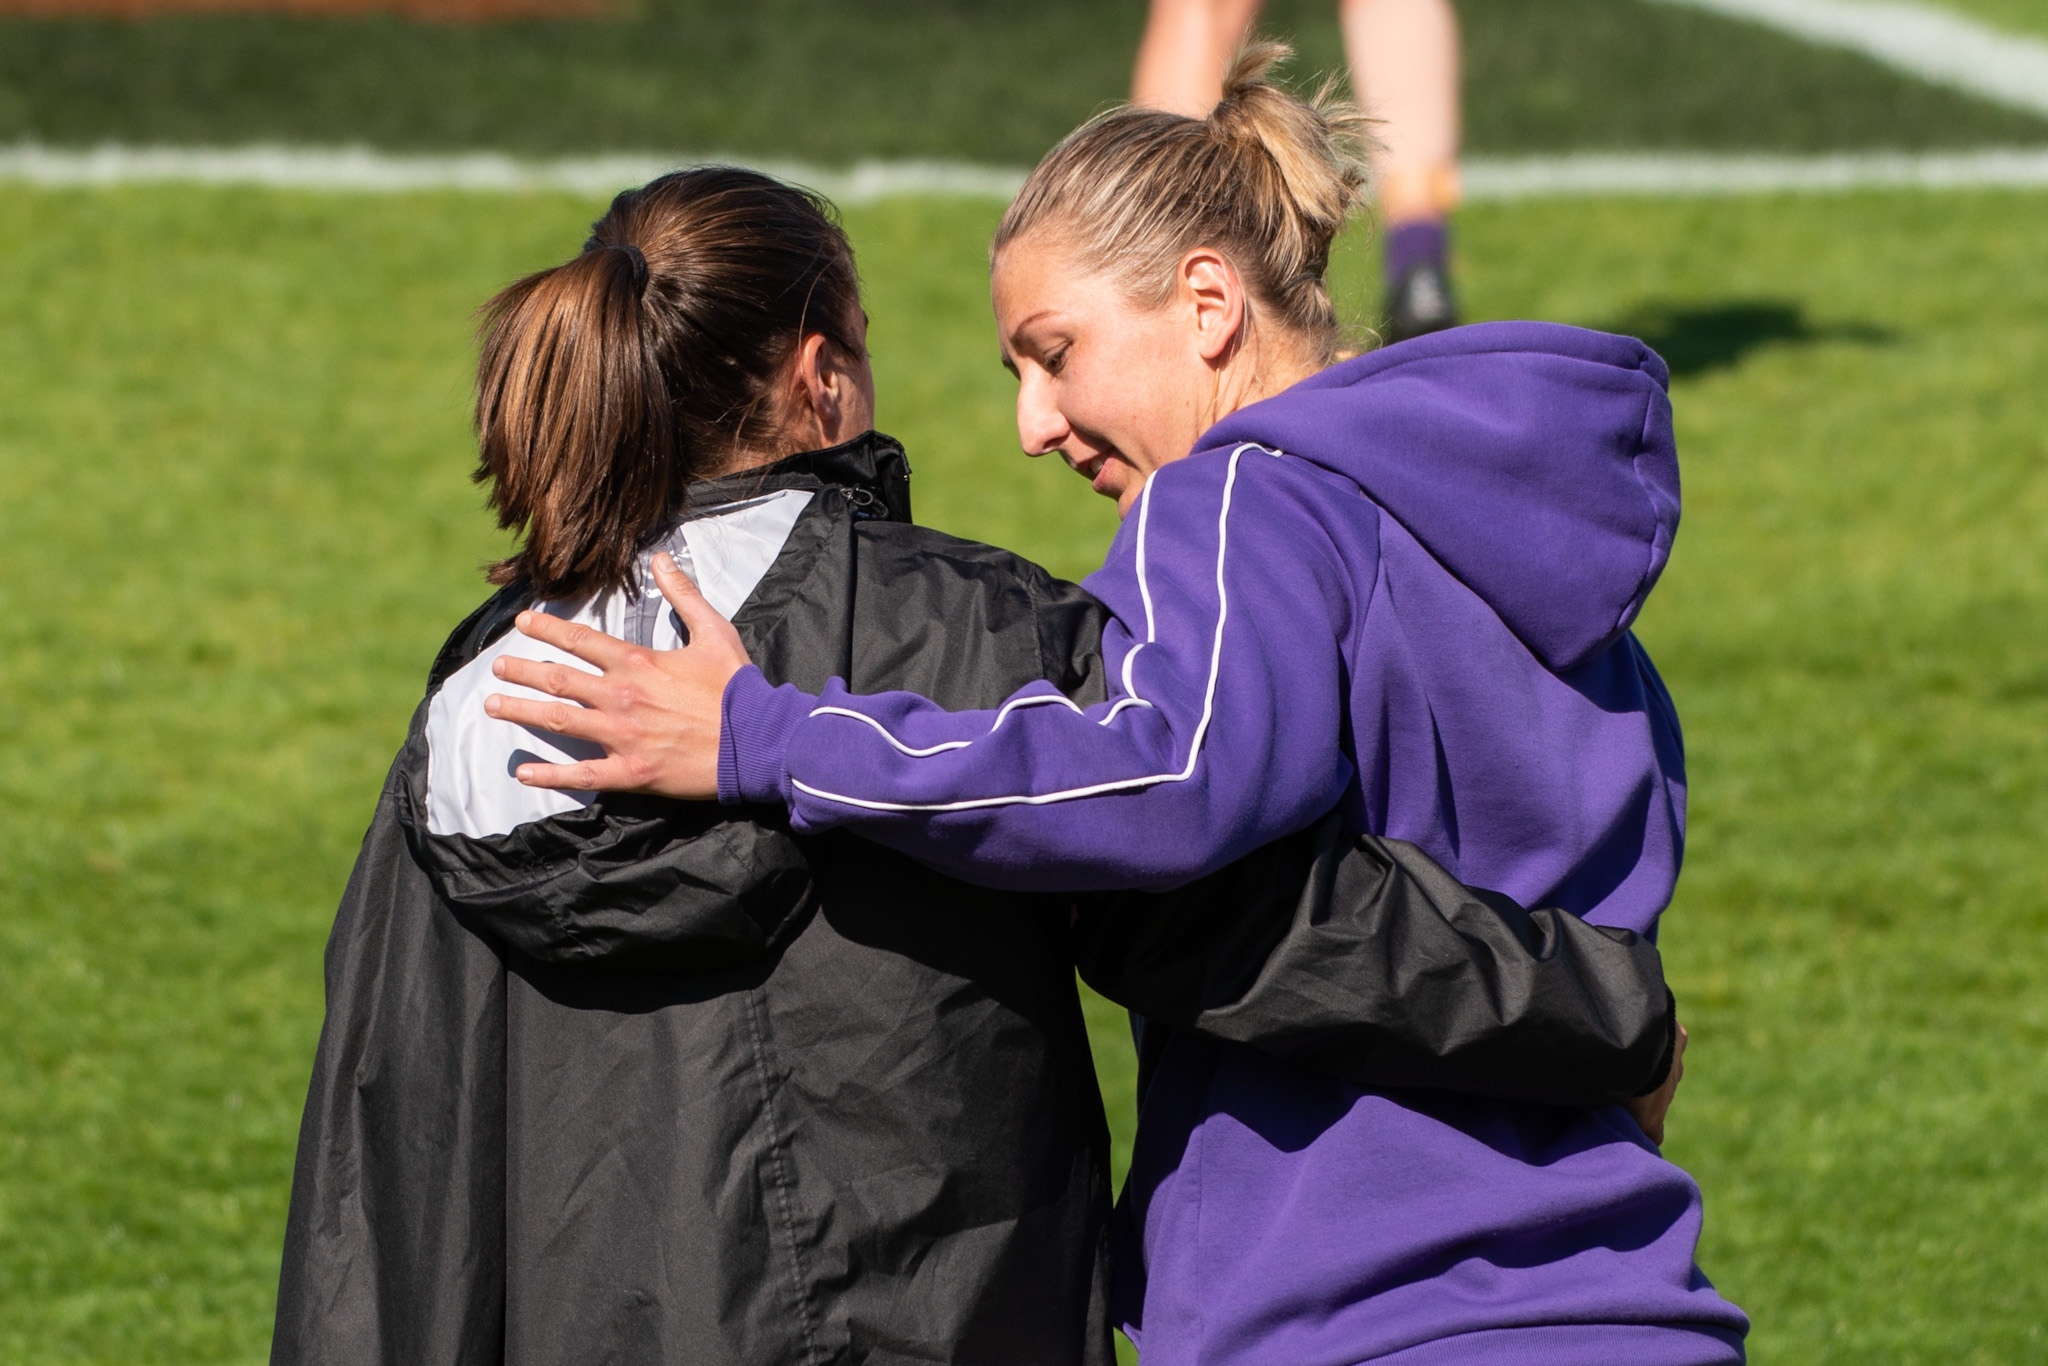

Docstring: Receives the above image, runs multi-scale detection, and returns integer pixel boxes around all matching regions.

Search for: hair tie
[614,242,650,295]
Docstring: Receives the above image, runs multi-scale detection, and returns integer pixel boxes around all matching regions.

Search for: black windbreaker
[272,434,1674,1366]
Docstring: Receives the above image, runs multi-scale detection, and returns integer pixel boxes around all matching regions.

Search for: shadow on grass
[1605,299,1895,378]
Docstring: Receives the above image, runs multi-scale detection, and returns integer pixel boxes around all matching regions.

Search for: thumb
[654,552,741,648]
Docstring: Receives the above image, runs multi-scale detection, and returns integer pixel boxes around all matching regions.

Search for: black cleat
[1384,261,1459,344]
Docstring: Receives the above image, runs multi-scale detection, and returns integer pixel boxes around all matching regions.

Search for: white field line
[5,144,2048,199]
[1650,0,2048,117]
[0,144,1027,202]
[1462,148,2048,196]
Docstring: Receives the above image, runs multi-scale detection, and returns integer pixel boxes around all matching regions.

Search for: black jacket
[272,434,1674,1366]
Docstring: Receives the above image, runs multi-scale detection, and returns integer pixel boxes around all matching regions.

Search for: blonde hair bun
[996,39,1374,357]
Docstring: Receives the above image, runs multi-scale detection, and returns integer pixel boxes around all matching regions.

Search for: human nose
[1014,371,1069,459]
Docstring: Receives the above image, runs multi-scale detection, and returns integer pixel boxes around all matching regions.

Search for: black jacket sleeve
[1034,563,1674,1107]
[1072,810,1676,1108]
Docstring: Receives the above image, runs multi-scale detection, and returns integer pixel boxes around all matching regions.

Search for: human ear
[800,332,877,445]
[1180,248,1246,364]
[793,332,841,437]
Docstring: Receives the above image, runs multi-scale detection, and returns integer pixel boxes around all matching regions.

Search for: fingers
[512,755,646,793]
[651,551,709,618]
[514,610,634,669]
[484,691,617,748]
[653,554,742,647]
[492,652,606,705]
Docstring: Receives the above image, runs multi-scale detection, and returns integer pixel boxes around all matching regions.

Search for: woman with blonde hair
[276,164,1683,1364]
[501,42,1748,1364]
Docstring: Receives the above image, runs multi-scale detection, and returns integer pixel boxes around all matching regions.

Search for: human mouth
[1065,451,1120,500]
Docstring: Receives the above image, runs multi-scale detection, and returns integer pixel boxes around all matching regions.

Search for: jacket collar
[424,431,915,692]
[681,429,913,525]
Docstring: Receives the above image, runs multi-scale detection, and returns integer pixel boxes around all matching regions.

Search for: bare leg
[1340,0,1460,219]
[1341,0,1462,338]
[1132,0,1265,117]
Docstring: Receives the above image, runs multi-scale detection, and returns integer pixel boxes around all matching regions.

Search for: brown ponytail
[475,167,862,600]
[993,40,1373,359]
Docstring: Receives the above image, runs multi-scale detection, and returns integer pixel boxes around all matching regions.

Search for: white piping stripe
[990,692,1086,730]
[1113,474,1161,716]
[1648,0,2048,118]
[794,770,1183,813]
[1132,474,1160,643]
[793,444,1265,814]
[805,706,972,757]
[1097,696,1157,725]
[7,144,2048,199]
[1113,645,1151,706]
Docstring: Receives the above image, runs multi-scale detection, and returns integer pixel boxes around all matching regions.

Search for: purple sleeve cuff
[716,665,816,807]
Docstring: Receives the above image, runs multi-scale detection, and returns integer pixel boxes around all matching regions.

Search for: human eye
[1044,344,1071,376]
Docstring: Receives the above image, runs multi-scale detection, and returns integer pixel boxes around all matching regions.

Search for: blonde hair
[993,40,1374,362]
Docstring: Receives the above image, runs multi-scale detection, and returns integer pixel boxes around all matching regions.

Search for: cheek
[1064,361,1153,453]
[1090,332,1194,466]
[1058,374,1113,433]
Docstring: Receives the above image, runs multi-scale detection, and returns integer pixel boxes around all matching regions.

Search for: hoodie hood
[1202,322,1679,673]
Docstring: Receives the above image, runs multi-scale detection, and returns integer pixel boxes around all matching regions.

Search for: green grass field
[1934,0,2048,38]
[3,179,2045,1364]
[5,0,2048,159]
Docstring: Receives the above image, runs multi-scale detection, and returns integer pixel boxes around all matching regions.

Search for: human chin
[1095,461,1149,516]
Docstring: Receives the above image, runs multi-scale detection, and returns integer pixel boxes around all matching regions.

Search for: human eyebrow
[1000,311,1062,372]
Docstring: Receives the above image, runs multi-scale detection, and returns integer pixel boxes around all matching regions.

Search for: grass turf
[3,182,2047,1363]
[1926,0,2048,39]
[3,0,2047,161]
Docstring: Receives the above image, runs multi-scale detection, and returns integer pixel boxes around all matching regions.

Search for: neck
[711,445,790,477]
[707,415,828,477]
[1203,330,1322,432]
[702,426,880,484]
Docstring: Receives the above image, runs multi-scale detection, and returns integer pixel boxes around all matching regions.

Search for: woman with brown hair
[273,165,1681,1364]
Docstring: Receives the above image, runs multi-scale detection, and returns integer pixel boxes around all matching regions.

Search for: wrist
[717,665,815,807]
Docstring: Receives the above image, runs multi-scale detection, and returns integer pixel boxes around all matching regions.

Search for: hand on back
[484,554,747,800]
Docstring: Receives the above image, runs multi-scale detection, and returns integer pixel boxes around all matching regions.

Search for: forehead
[991,236,1058,303]
[991,237,1125,328]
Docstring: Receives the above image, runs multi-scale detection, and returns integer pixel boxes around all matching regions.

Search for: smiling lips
[1066,450,1118,497]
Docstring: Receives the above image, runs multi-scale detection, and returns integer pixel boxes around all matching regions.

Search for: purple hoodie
[721,322,1748,1362]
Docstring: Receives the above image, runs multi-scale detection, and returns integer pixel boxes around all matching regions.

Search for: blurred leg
[1341,0,1460,212]
[1340,0,1462,338]
[1132,0,1265,117]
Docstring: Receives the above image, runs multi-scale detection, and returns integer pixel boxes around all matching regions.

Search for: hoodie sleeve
[720,444,1371,891]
